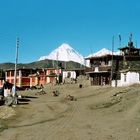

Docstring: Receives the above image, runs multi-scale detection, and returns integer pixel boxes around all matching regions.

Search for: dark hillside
[0,59,85,70]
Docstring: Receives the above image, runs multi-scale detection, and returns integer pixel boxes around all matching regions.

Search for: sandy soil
[0,83,140,140]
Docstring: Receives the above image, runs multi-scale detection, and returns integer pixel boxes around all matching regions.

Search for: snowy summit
[87,48,119,58]
[39,43,85,65]
[93,48,113,56]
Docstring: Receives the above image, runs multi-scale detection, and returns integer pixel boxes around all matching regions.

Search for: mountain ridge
[0,59,85,71]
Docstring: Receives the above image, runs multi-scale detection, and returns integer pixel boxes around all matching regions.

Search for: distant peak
[38,43,85,65]
[58,43,73,50]
[101,48,109,51]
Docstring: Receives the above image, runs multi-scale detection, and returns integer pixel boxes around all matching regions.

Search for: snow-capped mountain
[86,48,120,58]
[39,43,85,65]
[93,48,112,56]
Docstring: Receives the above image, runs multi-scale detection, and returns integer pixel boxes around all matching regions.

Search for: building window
[11,71,14,76]
[124,74,126,82]
[7,71,10,77]
[67,72,71,78]
[50,70,53,75]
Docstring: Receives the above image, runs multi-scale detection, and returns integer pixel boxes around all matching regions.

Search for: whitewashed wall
[112,71,140,87]
[62,71,76,81]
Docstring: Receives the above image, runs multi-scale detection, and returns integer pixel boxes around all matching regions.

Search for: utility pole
[56,52,59,83]
[136,41,137,48]
[111,35,114,86]
[52,60,54,68]
[64,61,67,70]
[13,38,19,98]
[119,34,121,48]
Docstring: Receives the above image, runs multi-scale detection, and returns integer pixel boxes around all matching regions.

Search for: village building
[112,39,140,87]
[85,54,121,86]
[86,38,140,87]
[46,68,62,84]
[4,68,62,88]
[62,68,85,84]
[5,68,37,88]
[29,68,62,86]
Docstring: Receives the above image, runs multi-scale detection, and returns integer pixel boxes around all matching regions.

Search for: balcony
[85,66,111,73]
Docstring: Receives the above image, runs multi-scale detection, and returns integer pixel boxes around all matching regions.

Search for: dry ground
[0,84,140,140]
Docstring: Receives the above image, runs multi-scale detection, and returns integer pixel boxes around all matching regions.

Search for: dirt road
[0,84,140,140]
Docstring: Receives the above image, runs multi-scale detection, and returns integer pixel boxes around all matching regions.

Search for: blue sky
[0,0,140,63]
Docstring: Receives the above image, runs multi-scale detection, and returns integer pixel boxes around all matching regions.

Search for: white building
[112,69,140,87]
[62,70,76,82]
